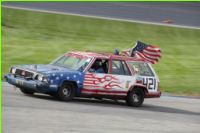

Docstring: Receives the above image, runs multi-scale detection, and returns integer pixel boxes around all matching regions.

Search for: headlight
[42,77,48,83]
[38,75,43,81]
[37,74,48,83]
[10,67,16,74]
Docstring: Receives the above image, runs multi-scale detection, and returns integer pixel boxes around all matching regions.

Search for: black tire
[19,88,35,95]
[126,88,144,107]
[56,82,75,101]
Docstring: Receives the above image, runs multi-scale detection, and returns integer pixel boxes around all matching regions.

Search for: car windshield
[51,54,92,72]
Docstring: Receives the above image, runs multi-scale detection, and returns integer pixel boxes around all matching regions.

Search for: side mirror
[88,68,95,73]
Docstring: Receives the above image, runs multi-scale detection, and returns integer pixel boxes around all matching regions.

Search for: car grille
[15,69,34,79]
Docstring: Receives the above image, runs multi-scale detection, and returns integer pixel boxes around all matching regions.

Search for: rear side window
[128,62,154,76]
[122,61,131,76]
[112,60,131,76]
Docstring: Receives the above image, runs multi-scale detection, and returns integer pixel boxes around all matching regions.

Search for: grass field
[2,8,200,95]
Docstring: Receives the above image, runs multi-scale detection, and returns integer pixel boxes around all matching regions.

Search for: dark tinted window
[89,59,109,74]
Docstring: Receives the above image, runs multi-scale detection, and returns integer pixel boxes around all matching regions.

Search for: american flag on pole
[122,41,161,64]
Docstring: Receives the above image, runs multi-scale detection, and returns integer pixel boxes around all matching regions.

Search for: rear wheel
[126,88,144,107]
[57,82,75,101]
[19,88,35,95]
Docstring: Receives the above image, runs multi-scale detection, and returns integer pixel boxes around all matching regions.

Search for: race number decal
[143,78,156,90]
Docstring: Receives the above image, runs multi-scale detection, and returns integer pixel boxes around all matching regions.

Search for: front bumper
[4,74,58,93]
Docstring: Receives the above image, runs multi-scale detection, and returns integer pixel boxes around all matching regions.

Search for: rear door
[109,60,135,93]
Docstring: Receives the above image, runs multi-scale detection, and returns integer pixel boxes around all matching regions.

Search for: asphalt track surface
[2,2,200,29]
[3,82,200,133]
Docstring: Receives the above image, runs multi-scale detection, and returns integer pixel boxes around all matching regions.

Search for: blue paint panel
[6,64,86,95]
[47,71,85,96]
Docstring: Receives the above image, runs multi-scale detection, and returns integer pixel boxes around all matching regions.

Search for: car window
[122,61,131,76]
[112,60,131,76]
[89,59,109,74]
[51,55,91,72]
[53,56,77,68]
[128,62,154,76]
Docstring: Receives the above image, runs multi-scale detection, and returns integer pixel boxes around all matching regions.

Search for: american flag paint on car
[4,42,161,107]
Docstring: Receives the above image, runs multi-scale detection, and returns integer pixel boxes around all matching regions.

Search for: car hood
[14,64,79,75]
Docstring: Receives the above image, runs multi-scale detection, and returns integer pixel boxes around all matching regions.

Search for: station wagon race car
[5,41,162,107]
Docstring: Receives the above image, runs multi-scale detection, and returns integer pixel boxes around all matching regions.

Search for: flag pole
[129,41,138,57]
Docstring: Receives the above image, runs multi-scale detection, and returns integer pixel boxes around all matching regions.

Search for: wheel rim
[62,87,71,97]
[132,93,140,103]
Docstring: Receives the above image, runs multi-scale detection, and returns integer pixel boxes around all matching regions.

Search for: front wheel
[56,82,75,101]
[126,88,144,107]
[19,88,35,95]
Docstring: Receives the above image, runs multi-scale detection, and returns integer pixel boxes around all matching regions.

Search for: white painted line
[3,5,200,30]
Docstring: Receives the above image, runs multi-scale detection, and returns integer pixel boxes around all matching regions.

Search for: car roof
[67,51,146,62]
